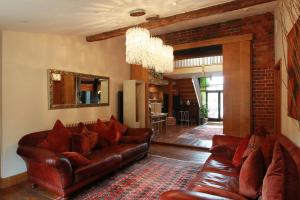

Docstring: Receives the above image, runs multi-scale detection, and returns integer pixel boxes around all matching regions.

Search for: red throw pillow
[61,152,91,166]
[72,133,90,156]
[80,124,98,150]
[110,115,127,135]
[90,119,121,145]
[243,135,264,158]
[232,137,250,167]
[262,143,285,200]
[105,122,122,145]
[239,148,265,199]
[243,134,274,168]
[97,134,111,148]
[38,120,71,153]
[89,119,109,135]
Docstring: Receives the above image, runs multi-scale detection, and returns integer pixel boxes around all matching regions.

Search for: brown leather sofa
[17,124,153,199]
[160,134,300,200]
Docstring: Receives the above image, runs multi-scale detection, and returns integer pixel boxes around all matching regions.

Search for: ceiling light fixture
[129,9,146,17]
[126,27,150,65]
[125,9,174,73]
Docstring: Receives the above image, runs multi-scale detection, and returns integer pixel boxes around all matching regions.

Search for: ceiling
[0,0,235,36]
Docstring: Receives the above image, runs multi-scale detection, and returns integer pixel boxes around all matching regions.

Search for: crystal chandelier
[125,9,174,73]
[126,32,174,73]
[125,27,150,65]
[160,45,174,73]
[142,37,163,69]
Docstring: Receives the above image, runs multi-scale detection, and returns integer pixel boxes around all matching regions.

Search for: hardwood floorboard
[153,123,223,149]
[0,144,210,200]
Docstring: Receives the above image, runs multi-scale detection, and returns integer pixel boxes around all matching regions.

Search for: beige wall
[0,30,2,178]
[274,6,300,147]
[0,31,130,178]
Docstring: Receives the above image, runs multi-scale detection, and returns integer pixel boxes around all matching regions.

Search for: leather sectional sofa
[17,121,153,199]
[160,134,300,200]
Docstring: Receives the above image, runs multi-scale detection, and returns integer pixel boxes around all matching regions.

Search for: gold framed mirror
[48,69,109,109]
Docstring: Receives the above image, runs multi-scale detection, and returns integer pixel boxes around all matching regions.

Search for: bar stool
[178,111,190,126]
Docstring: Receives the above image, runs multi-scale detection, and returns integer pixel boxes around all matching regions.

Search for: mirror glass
[49,69,109,109]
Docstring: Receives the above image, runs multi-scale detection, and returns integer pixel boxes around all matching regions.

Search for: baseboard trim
[0,172,27,189]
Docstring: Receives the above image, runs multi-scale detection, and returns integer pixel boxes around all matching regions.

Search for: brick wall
[159,13,275,134]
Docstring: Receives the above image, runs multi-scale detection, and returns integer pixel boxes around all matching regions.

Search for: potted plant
[200,104,209,125]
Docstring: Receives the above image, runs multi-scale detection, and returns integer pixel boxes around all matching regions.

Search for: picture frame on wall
[287,18,300,120]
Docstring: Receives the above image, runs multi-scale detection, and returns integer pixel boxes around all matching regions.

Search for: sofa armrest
[210,135,243,159]
[209,145,235,160]
[212,135,242,147]
[160,190,232,200]
[17,145,73,188]
[125,128,154,145]
[193,186,248,200]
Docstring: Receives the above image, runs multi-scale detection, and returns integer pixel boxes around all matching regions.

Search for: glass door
[206,91,223,121]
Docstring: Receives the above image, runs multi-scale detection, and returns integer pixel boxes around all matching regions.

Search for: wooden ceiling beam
[86,0,275,42]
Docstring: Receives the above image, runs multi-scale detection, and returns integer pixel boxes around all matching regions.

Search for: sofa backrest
[18,120,111,147]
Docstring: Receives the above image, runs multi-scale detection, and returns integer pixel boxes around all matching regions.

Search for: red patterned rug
[178,125,223,141]
[74,155,202,200]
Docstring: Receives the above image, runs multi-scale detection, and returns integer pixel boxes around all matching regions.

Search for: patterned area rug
[177,125,223,141]
[73,155,202,200]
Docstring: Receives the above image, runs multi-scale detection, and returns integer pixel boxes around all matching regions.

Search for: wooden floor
[153,123,223,149]
[0,144,211,200]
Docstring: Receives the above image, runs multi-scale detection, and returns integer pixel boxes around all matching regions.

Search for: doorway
[206,91,223,121]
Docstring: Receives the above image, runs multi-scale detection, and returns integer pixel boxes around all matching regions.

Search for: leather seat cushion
[75,148,122,182]
[189,171,239,193]
[202,156,240,176]
[111,143,148,160]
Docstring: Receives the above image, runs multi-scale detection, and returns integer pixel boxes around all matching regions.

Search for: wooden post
[168,80,173,117]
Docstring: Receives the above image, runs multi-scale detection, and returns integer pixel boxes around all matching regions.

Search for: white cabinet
[123,80,146,128]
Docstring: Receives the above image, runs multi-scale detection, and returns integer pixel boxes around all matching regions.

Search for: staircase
[176,79,198,104]
[192,77,202,107]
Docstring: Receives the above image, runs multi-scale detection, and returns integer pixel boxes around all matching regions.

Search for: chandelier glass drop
[142,37,163,69]
[125,27,150,65]
[125,28,174,73]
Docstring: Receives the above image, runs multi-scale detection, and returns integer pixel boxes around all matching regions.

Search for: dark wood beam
[86,0,275,42]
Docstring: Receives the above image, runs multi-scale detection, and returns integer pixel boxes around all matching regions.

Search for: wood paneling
[130,65,148,82]
[223,41,251,137]
[86,0,274,41]
[176,79,197,104]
